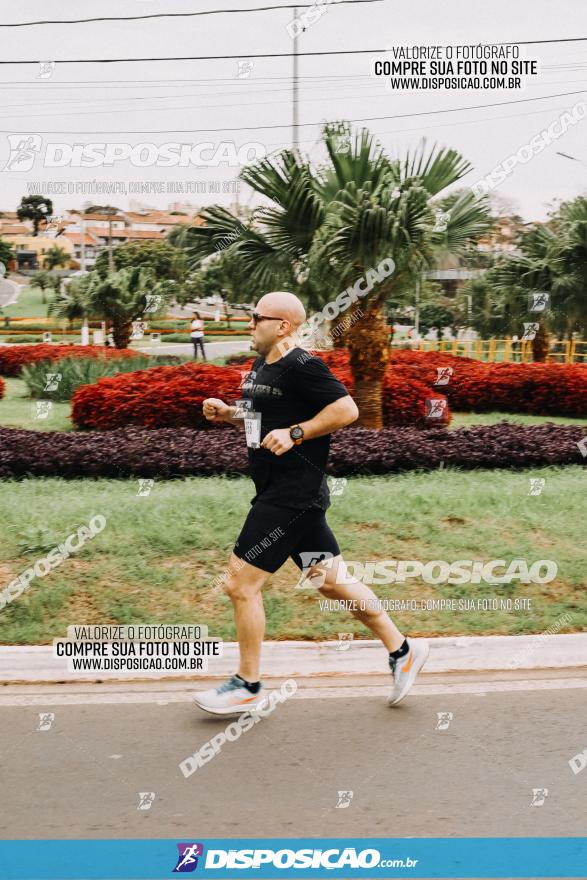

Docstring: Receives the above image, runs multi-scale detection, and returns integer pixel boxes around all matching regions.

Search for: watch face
[291,426,303,440]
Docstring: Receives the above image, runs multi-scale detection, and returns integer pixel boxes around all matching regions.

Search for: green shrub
[205,321,248,330]
[150,354,187,365]
[1,335,46,343]
[156,333,191,342]
[3,335,84,344]
[21,355,183,401]
[0,323,62,331]
[149,320,191,331]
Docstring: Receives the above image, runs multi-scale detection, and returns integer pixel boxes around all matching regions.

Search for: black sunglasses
[249,311,286,326]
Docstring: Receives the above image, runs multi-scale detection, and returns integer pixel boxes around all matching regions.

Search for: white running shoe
[388,638,429,706]
[193,675,265,716]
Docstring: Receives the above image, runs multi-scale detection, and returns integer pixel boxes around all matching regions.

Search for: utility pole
[235,177,240,219]
[80,214,86,273]
[292,7,299,150]
[107,211,114,272]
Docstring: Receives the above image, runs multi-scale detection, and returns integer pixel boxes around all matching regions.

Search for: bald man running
[194,291,428,714]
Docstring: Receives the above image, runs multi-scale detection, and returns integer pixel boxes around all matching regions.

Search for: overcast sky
[0,0,586,220]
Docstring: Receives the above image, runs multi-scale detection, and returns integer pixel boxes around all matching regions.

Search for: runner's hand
[261,428,294,456]
[203,398,232,422]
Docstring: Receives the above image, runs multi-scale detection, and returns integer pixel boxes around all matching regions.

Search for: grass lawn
[450,411,587,428]
[0,378,72,431]
[0,335,81,344]
[1,286,48,319]
[0,467,585,644]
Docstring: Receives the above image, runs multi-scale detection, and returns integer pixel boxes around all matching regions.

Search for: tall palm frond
[403,140,473,196]
[318,122,395,199]
[183,206,250,265]
[430,190,493,257]
[229,231,296,291]
[48,277,89,322]
[309,179,430,290]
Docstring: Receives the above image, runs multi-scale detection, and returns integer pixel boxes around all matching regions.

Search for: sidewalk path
[1,633,585,684]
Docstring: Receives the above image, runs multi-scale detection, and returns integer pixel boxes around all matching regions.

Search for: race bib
[244,412,262,448]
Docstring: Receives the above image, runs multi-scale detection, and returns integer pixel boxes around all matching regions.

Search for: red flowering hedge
[0,345,138,377]
[0,376,5,399]
[446,362,587,416]
[316,349,587,418]
[69,346,587,432]
[72,354,448,430]
[314,351,451,427]
[72,362,244,429]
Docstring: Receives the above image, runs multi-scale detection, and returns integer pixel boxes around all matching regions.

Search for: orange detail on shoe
[401,651,413,673]
[231,695,258,705]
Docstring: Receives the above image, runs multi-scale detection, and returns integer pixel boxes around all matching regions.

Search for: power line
[0,0,382,28]
[0,79,383,109]
[264,101,587,149]
[1,59,585,88]
[2,38,587,65]
[0,75,375,91]
[0,88,584,134]
[1,49,387,65]
[2,77,585,119]
[501,37,587,46]
[0,75,374,88]
[0,73,396,114]
[0,101,576,176]
[0,89,391,118]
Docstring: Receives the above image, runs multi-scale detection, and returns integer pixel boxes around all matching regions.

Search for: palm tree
[183,122,490,427]
[85,266,170,348]
[48,275,91,328]
[549,197,587,339]
[31,269,59,305]
[460,273,507,339]
[484,197,587,359]
[44,244,70,270]
[167,224,191,248]
[486,225,554,360]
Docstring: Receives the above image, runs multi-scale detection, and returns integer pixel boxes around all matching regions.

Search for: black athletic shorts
[233,501,341,574]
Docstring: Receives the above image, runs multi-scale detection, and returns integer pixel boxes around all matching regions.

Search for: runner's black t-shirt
[241,347,350,510]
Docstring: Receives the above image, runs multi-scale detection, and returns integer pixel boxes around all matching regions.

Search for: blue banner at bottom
[0,838,586,879]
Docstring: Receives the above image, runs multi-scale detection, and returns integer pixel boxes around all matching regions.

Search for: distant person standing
[190,312,206,361]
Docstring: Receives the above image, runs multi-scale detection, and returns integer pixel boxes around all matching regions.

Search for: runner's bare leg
[223,553,271,682]
[311,555,405,652]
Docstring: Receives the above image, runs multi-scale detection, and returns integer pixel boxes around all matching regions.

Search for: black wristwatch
[289,424,304,445]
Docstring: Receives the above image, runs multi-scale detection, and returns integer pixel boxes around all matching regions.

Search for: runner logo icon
[173,843,204,872]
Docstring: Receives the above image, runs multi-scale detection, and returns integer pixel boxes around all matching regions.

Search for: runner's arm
[202,398,245,429]
[223,406,247,429]
[298,395,358,440]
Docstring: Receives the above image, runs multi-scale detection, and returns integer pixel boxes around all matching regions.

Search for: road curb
[0,633,586,685]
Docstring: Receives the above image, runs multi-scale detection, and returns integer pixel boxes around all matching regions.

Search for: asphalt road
[168,302,251,320]
[138,339,251,358]
[0,679,585,840]
[0,277,19,308]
